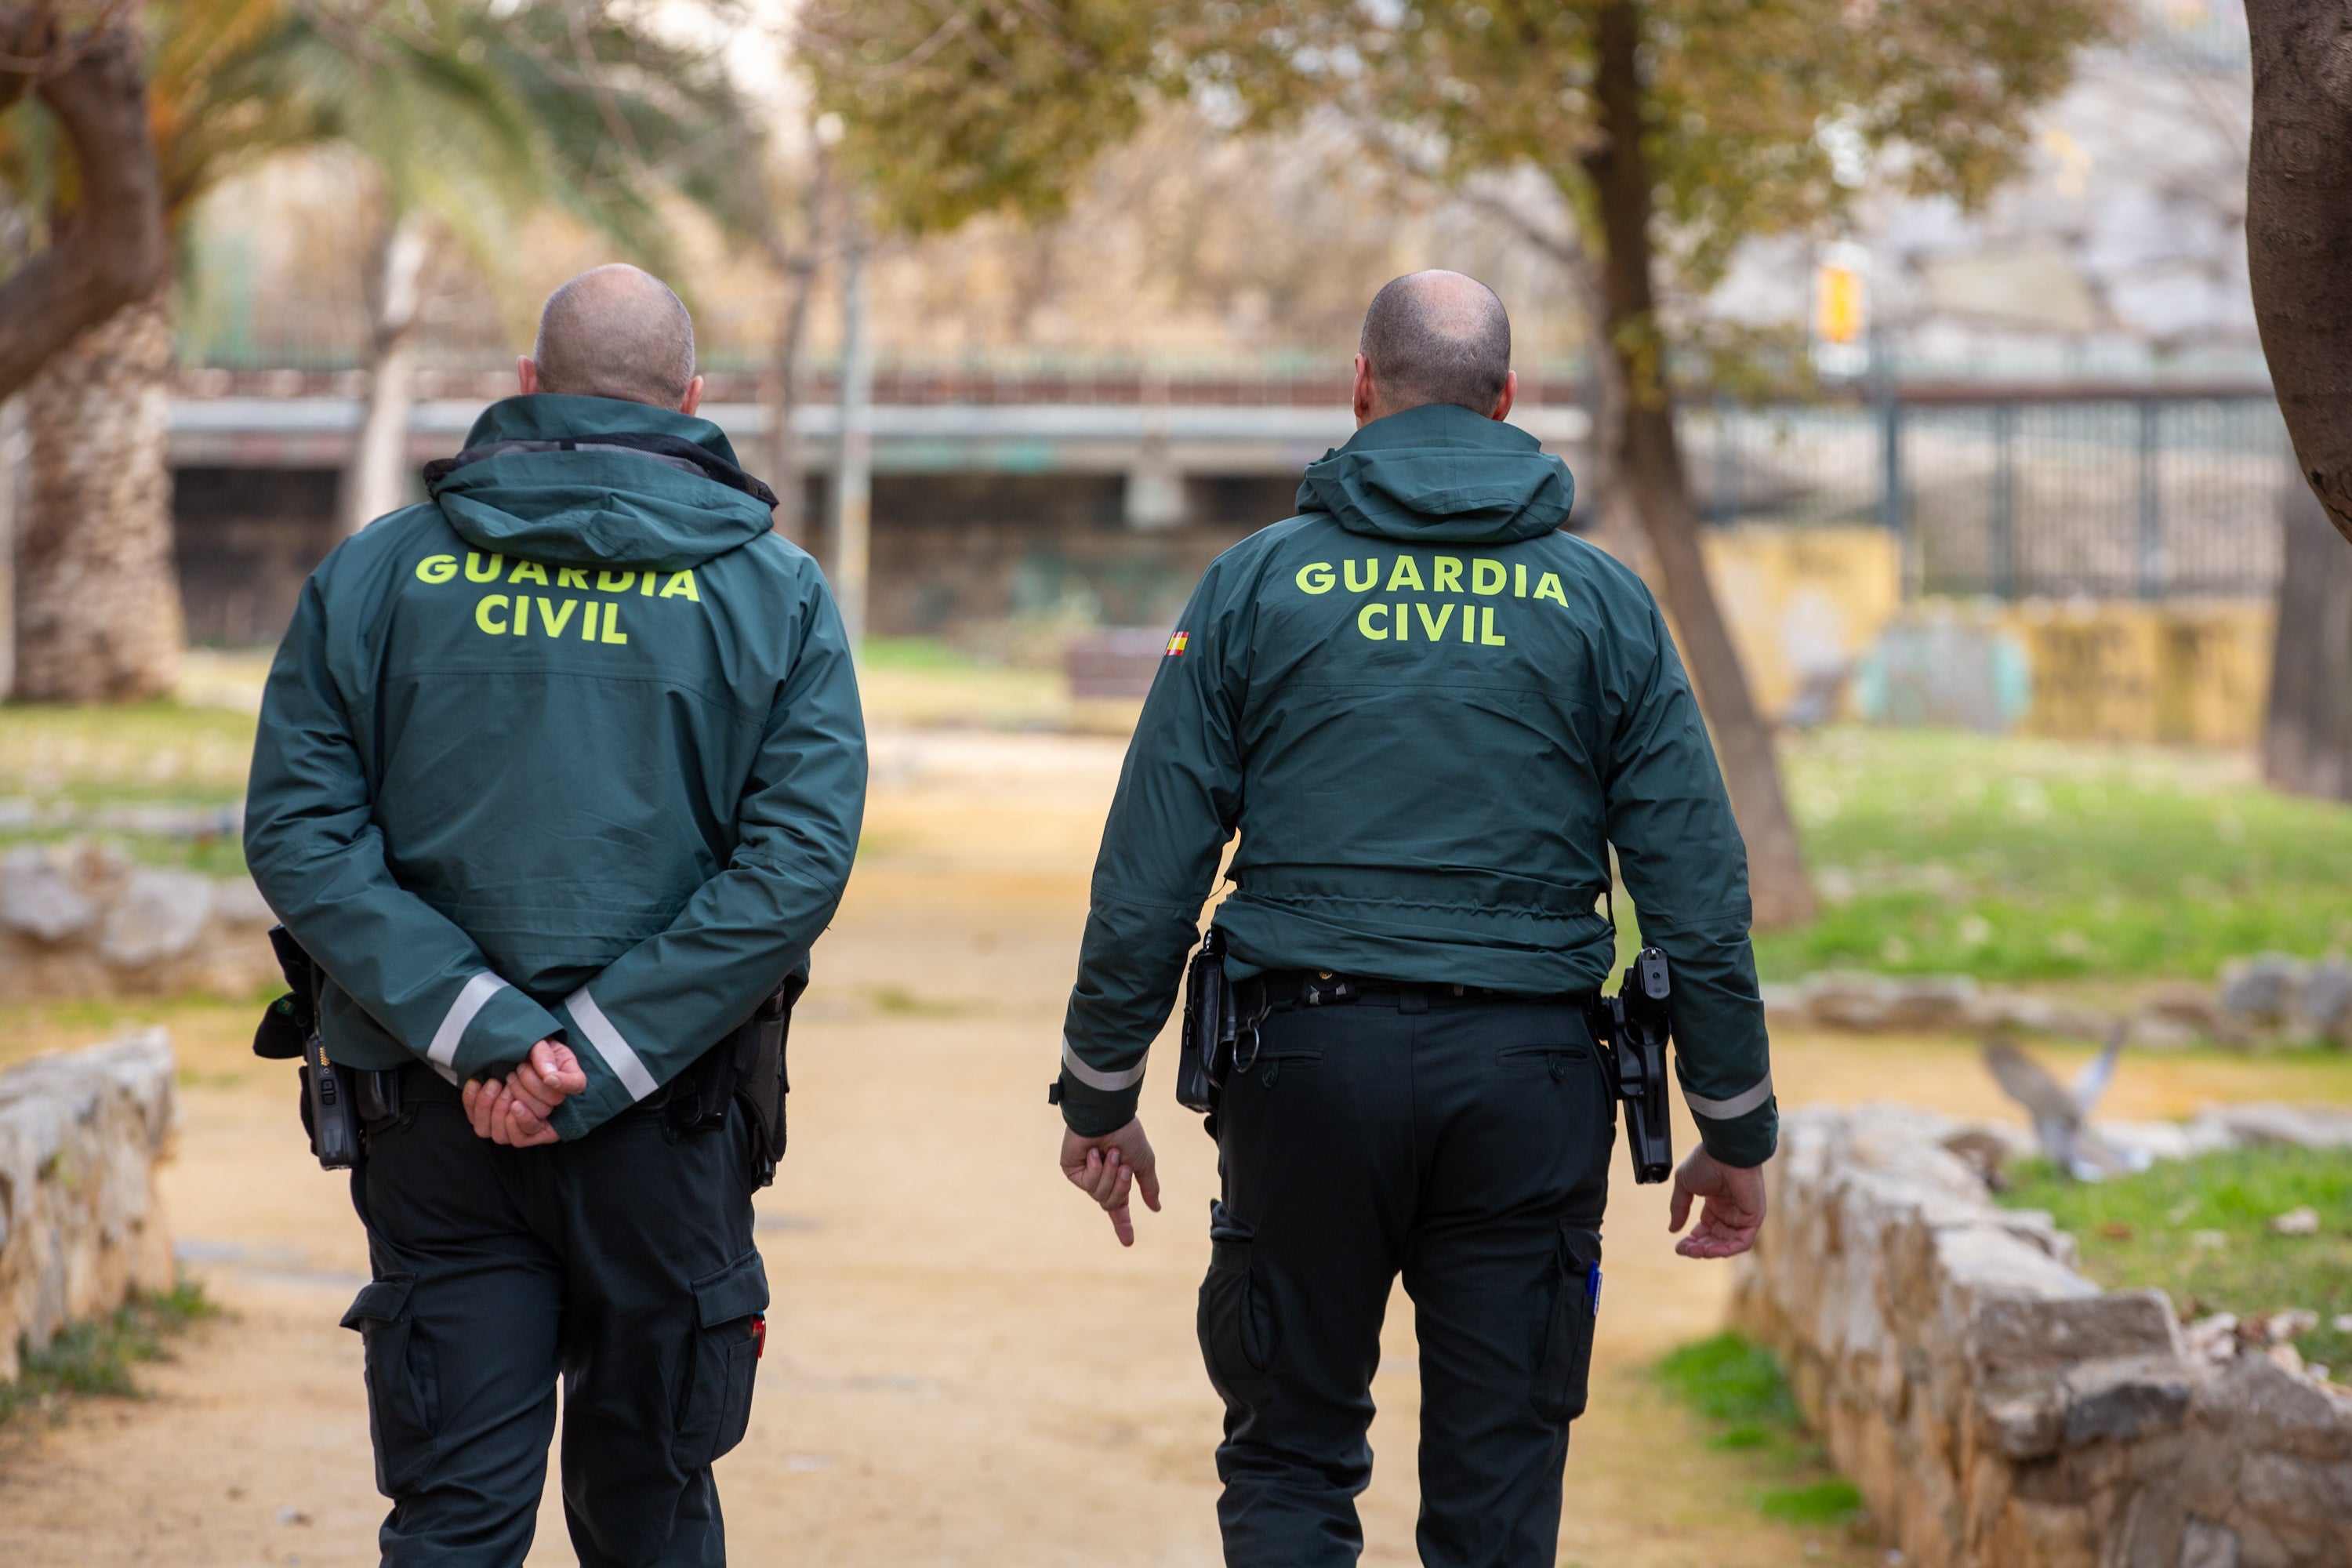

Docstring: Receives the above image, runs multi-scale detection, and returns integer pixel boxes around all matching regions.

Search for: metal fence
[1678,390,2292,601]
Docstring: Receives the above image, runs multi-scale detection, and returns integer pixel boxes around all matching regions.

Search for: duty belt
[1243,969,1596,1016]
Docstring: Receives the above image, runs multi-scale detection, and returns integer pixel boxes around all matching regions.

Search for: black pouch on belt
[735,973,802,1186]
[256,925,361,1169]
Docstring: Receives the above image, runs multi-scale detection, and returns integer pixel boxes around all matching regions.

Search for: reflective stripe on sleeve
[1060,1037,1147,1092]
[565,988,661,1102]
[1683,1073,1774,1121]
[427,971,513,1069]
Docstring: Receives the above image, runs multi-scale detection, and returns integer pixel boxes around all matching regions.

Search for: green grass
[0,700,259,875]
[1656,1333,1866,1530]
[2000,1146,2352,1370]
[0,1281,216,1426]
[1749,728,2352,985]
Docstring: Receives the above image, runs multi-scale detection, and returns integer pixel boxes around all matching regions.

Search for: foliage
[2002,1146,2352,1373]
[1746,728,2352,984]
[1172,0,2114,305]
[0,0,750,278]
[0,1282,216,1426]
[798,0,1171,236]
[1656,1332,1866,1530]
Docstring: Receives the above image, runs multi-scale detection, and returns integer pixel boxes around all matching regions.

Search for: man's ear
[678,375,704,417]
[1490,370,1518,423]
[1352,353,1378,429]
[517,356,540,396]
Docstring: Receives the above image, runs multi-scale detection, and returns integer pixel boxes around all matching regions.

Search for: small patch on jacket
[1165,631,1189,655]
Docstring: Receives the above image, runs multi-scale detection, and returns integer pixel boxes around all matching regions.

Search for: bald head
[1357,270,1513,420]
[526,264,699,409]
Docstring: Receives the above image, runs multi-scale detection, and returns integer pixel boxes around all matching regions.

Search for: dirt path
[4,729,2347,1568]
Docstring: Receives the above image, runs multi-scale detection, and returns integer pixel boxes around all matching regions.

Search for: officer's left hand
[463,1040,587,1148]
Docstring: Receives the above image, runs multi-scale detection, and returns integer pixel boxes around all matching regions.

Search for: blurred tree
[2,0,749,700]
[2245,2,2352,804]
[797,0,1167,238]
[0,4,167,401]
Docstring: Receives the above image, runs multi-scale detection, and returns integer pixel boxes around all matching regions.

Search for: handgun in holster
[1588,946,1675,1185]
[1175,928,1263,1135]
[254,924,362,1171]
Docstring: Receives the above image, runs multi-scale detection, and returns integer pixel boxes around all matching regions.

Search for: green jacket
[1057,401,1776,1166]
[245,394,866,1140]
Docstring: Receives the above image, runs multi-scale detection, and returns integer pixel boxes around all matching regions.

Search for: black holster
[257,925,364,1171]
[1586,946,1675,1184]
[662,973,803,1188]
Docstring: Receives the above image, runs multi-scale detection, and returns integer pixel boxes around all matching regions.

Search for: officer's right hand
[1058,1118,1161,1247]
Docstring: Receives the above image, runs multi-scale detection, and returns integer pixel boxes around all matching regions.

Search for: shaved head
[1359,270,1512,416]
[529,264,698,408]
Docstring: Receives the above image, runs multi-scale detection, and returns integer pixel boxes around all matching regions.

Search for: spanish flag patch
[1165,630,1189,655]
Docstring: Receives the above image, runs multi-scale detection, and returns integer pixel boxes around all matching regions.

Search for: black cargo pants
[1199,989,1612,1568]
[344,1067,767,1568]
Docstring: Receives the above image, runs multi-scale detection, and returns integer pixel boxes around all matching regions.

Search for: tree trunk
[2245,2,2352,544]
[2263,482,2352,800]
[13,281,182,702]
[0,14,168,403]
[338,209,434,534]
[1582,0,1816,929]
[765,238,820,544]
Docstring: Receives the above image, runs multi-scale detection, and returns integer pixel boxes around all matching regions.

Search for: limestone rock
[97,868,216,967]
[0,1031,179,1383]
[2218,954,2306,1028]
[0,844,98,942]
[212,874,277,928]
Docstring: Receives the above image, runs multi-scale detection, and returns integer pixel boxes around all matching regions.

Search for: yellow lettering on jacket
[474,594,510,634]
[1432,557,1463,593]
[1296,562,1336,595]
[1385,556,1424,592]
[640,571,657,597]
[1416,602,1454,640]
[1480,606,1507,646]
[1462,603,1476,641]
[1395,602,1410,641]
[601,604,630,644]
[557,568,590,590]
[1344,559,1380,593]
[1535,572,1570,608]
[1472,559,1507,596]
[538,598,578,637]
[660,571,699,602]
[597,570,636,593]
[465,552,504,583]
[1514,563,1528,597]
[416,554,457,584]
[1357,602,1390,641]
[509,561,548,587]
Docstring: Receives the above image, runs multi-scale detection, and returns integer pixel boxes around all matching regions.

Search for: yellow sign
[1815,253,1867,346]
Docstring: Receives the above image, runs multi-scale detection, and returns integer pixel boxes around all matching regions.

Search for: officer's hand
[1058,1118,1161,1247]
[463,1040,585,1148]
[1667,1147,1767,1259]
[504,1041,589,1121]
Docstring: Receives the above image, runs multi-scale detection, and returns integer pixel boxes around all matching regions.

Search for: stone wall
[0,840,279,1000]
[1731,1105,2352,1568]
[0,1031,179,1383]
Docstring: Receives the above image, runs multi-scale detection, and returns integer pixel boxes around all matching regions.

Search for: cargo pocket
[1531,1224,1601,1425]
[674,1250,769,1470]
[341,1276,438,1495]
[1196,1203,1280,1410]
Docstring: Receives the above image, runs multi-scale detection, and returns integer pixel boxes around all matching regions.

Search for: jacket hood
[425,394,776,571]
[1296,401,1575,543]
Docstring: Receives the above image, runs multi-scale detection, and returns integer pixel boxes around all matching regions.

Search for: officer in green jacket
[245,264,866,1567]
[1054,270,1773,1567]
